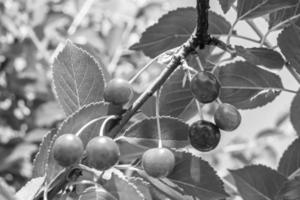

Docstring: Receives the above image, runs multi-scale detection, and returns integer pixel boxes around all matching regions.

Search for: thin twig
[209,37,236,56]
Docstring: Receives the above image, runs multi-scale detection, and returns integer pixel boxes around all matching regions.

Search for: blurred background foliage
[0,0,297,192]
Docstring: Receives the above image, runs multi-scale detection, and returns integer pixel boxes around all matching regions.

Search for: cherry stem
[155,89,163,148]
[75,116,109,137]
[99,115,118,136]
[196,56,204,71]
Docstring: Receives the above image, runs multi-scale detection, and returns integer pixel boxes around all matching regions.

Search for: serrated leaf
[32,129,57,178]
[167,151,228,200]
[137,171,185,200]
[159,68,194,118]
[236,46,285,69]
[290,92,300,136]
[16,176,45,200]
[237,0,297,20]
[269,3,300,31]
[217,61,283,109]
[46,102,108,182]
[102,173,144,200]
[130,8,231,58]
[219,0,235,14]
[278,138,300,177]
[0,178,15,200]
[57,102,108,146]
[278,25,300,74]
[122,116,189,148]
[230,165,287,200]
[79,186,117,200]
[117,138,149,163]
[129,177,152,200]
[276,177,300,200]
[53,41,105,115]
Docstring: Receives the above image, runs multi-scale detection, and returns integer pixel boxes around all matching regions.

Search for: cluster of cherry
[52,71,241,179]
[189,71,241,152]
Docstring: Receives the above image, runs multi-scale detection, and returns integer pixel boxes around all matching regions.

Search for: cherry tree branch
[108,0,211,138]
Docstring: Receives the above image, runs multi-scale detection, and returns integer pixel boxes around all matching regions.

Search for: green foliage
[1,0,300,200]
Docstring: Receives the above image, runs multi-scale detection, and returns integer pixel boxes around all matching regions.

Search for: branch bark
[108,0,211,138]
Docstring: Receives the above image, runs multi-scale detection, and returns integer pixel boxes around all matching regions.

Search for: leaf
[269,3,300,31]
[159,68,194,118]
[116,138,148,163]
[0,178,15,200]
[122,116,189,148]
[129,177,152,200]
[57,102,108,146]
[278,138,300,177]
[130,8,231,58]
[276,177,300,200]
[236,46,285,69]
[53,41,105,116]
[79,187,117,200]
[102,173,144,200]
[137,171,185,200]
[237,0,297,20]
[46,102,108,182]
[290,92,300,136]
[219,0,236,14]
[217,61,283,109]
[167,151,228,200]
[16,176,45,200]
[230,165,287,200]
[278,25,300,74]
[32,129,57,178]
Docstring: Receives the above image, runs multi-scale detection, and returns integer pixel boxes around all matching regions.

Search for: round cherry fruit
[190,71,220,104]
[53,134,84,167]
[86,136,120,170]
[214,103,241,131]
[103,78,133,105]
[189,120,221,152]
[142,148,175,178]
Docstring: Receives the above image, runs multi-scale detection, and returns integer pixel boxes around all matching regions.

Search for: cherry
[86,136,120,170]
[190,71,220,104]
[53,134,84,167]
[142,148,175,178]
[103,78,133,105]
[214,103,241,131]
[189,120,221,152]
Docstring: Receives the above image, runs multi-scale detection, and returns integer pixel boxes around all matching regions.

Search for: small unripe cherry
[190,71,220,104]
[86,136,120,170]
[214,103,241,131]
[53,134,84,167]
[142,148,175,178]
[189,120,221,152]
[103,78,133,105]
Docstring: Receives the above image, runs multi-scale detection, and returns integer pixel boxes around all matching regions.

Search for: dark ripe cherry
[86,136,120,170]
[103,78,133,105]
[190,71,220,104]
[189,120,221,152]
[214,103,241,131]
[53,134,84,167]
[142,148,175,178]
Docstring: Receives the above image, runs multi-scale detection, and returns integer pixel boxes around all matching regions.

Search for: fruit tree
[1,0,300,200]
